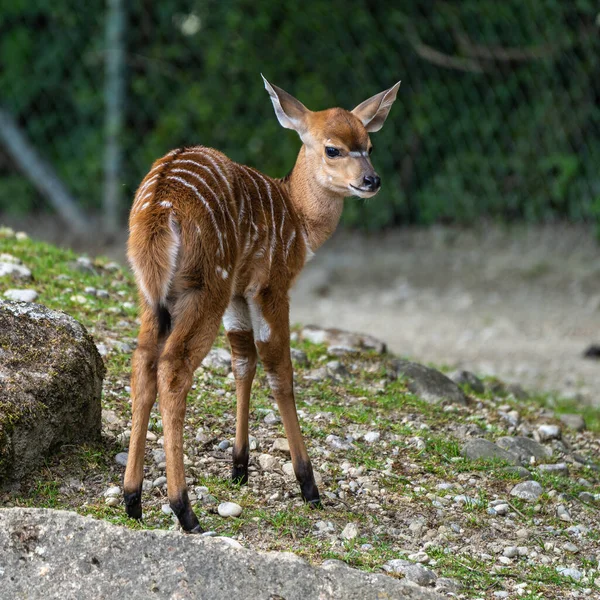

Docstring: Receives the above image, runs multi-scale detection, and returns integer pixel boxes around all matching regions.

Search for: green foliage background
[1,1,599,229]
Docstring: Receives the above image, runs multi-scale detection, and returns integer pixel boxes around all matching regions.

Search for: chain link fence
[1,1,599,235]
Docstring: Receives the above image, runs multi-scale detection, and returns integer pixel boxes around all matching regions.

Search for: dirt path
[6,217,600,405]
[290,225,600,405]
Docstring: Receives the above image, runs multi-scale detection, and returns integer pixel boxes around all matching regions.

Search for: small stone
[408,551,429,564]
[152,449,166,464]
[214,536,243,549]
[363,431,380,443]
[557,505,572,521]
[271,438,290,454]
[510,480,543,503]
[462,439,519,465]
[105,496,120,507]
[538,424,561,441]
[435,578,462,594]
[217,440,230,451]
[563,542,579,553]
[153,476,167,488]
[104,486,121,497]
[105,261,121,272]
[341,523,358,540]
[115,452,128,467]
[494,503,509,516]
[538,463,568,476]
[96,289,110,299]
[502,546,518,558]
[258,454,278,471]
[84,286,97,295]
[249,436,258,451]
[496,436,552,464]
[558,414,585,432]
[449,370,485,394]
[383,560,436,586]
[218,502,243,518]
[161,504,173,515]
[4,289,38,302]
[15,231,28,241]
[264,412,282,425]
[290,348,309,365]
[0,262,32,279]
[493,592,509,599]
[201,348,232,375]
[557,567,582,581]
[579,492,594,503]
[517,546,529,556]
[326,360,349,377]
[500,466,531,479]
[325,434,353,451]
[282,462,295,479]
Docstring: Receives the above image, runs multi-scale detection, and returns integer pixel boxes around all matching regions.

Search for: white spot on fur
[161,214,180,302]
[234,356,250,379]
[216,266,229,280]
[266,372,280,393]
[247,297,271,343]
[140,201,150,211]
[223,297,252,332]
[160,200,172,208]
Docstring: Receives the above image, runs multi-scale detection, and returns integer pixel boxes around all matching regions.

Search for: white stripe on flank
[160,200,172,208]
[170,168,238,242]
[162,213,180,302]
[254,172,278,264]
[301,229,314,262]
[166,175,224,256]
[284,228,296,260]
[245,170,271,264]
[140,201,150,211]
[203,150,234,199]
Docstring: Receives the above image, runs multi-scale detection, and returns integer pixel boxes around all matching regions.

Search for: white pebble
[218,502,243,518]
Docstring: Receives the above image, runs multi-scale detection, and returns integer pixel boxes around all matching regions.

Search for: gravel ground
[1,227,599,599]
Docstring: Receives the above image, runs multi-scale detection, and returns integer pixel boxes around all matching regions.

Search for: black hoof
[231,445,249,485]
[296,460,321,507]
[124,488,143,520]
[231,464,249,485]
[305,496,323,509]
[170,489,203,533]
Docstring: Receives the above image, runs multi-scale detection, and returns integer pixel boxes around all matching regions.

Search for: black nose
[363,175,381,191]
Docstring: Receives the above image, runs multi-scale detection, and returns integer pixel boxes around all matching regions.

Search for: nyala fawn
[124,76,400,532]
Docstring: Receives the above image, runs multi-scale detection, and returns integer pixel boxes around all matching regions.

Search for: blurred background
[1,1,599,402]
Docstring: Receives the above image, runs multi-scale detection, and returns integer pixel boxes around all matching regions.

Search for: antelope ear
[262,74,310,138]
[351,81,401,132]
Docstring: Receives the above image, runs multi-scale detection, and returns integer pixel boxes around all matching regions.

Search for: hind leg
[158,289,228,532]
[123,308,161,519]
[224,296,257,484]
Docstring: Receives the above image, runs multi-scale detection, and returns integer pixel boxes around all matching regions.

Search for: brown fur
[123,79,400,531]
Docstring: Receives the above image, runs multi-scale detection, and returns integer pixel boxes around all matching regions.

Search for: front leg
[224,296,258,484]
[248,289,321,506]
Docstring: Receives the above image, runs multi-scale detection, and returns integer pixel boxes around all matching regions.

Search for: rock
[105,496,119,507]
[493,503,509,516]
[557,567,583,581]
[301,325,386,354]
[0,262,32,280]
[271,438,290,454]
[502,546,518,558]
[341,523,358,540]
[153,476,167,488]
[462,439,519,465]
[290,348,309,365]
[115,453,128,467]
[500,466,531,479]
[326,360,349,377]
[448,370,485,394]
[537,425,561,441]
[325,435,354,451]
[0,301,104,482]
[510,480,543,503]
[4,289,38,302]
[383,559,437,587]
[363,431,380,443]
[282,462,295,479]
[258,454,279,471]
[496,436,552,464]
[218,502,243,518]
[103,486,121,498]
[557,505,571,521]
[152,449,166,465]
[563,542,579,553]
[201,348,232,375]
[537,463,568,476]
[435,578,462,594]
[390,360,467,405]
[303,367,330,382]
[559,414,586,432]
[217,440,230,451]
[578,491,594,503]
[264,411,282,425]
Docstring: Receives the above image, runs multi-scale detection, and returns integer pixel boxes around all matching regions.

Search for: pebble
[218,502,243,518]
[271,438,290,454]
[408,551,429,564]
[0,262,32,279]
[538,463,568,476]
[217,440,230,451]
[96,289,110,299]
[264,412,282,425]
[538,424,561,441]
[249,436,258,450]
[282,462,295,479]
[556,567,582,581]
[493,592,509,599]
[510,480,543,502]
[325,434,353,451]
[494,503,509,516]
[557,505,572,521]
[258,454,279,471]
[103,486,121,497]
[563,542,579,553]
[4,289,38,302]
[363,431,380,443]
[153,476,167,488]
[502,546,518,558]
[383,560,437,586]
[579,491,594,503]
[115,452,129,467]
[558,414,585,432]
[214,536,243,549]
[341,523,358,540]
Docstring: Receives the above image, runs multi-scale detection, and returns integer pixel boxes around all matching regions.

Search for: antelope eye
[325,147,340,158]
